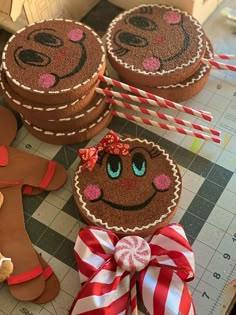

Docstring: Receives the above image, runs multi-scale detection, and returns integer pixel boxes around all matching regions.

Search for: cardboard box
[108,0,223,23]
[0,0,99,33]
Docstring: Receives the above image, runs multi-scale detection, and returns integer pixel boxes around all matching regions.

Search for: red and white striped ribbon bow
[69,224,195,315]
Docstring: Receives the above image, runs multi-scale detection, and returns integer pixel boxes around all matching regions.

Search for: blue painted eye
[106,155,122,179]
[132,152,146,177]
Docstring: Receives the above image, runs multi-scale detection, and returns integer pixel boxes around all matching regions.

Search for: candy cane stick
[96,87,213,122]
[108,98,220,136]
[202,58,236,71]
[214,54,236,60]
[112,111,221,144]
[130,272,138,315]
[98,75,212,117]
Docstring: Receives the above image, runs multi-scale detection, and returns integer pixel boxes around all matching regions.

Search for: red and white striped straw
[130,273,138,315]
[98,75,212,118]
[108,98,220,136]
[202,58,236,72]
[96,87,213,122]
[112,111,221,143]
[214,54,236,60]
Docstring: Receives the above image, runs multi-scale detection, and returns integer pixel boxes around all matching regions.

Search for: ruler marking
[194,226,236,315]
[209,260,236,314]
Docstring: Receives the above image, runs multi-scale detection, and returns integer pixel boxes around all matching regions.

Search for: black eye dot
[128,16,158,31]
[118,32,148,47]
[18,49,51,67]
[34,32,63,47]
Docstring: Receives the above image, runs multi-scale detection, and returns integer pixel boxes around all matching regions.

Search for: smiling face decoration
[74,136,182,237]
[106,4,205,86]
[2,20,105,94]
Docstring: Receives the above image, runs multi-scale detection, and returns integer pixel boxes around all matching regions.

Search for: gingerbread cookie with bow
[71,130,196,315]
[74,130,181,237]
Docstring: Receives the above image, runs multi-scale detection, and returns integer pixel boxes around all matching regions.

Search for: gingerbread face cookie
[74,133,182,236]
[106,4,205,86]
[2,20,105,104]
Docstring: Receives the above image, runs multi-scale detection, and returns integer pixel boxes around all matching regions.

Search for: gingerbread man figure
[0,105,67,302]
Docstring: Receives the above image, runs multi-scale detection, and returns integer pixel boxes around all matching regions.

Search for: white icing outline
[156,40,213,89]
[0,68,89,112]
[74,138,181,233]
[106,4,205,76]
[2,19,106,94]
[0,69,105,121]
[22,104,112,137]
[49,98,103,122]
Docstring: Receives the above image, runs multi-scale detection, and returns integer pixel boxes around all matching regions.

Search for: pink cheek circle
[163,11,181,24]
[38,74,55,88]
[143,57,160,71]
[68,29,84,42]
[153,174,171,191]
[83,184,101,201]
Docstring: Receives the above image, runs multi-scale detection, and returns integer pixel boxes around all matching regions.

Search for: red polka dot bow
[78,130,130,171]
[69,224,196,315]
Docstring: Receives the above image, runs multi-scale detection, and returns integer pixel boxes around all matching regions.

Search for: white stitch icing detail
[2,19,105,94]
[0,69,90,112]
[156,41,212,89]
[48,95,103,121]
[32,89,44,93]
[74,138,181,233]
[23,105,111,136]
[106,4,204,76]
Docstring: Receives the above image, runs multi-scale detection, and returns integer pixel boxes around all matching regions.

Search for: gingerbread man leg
[0,185,45,301]
[32,251,60,304]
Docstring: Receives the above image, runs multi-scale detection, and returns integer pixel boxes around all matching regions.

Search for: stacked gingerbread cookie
[1,19,112,145]
[106,4,213,102]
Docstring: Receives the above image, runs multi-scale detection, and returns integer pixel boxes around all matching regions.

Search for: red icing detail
[39,161,56,189]
[143,57,160,71]
[119,178,137,189]
[23,185,33,195]
[153,174,171,191]
[83,184,101,201]
[163,11,181,24]
[43,266,53,280]
[68,29,84,42]
[0,179,22,188]
[7,265,43,285]
[38,74,56,88]
[0,146,8,166]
